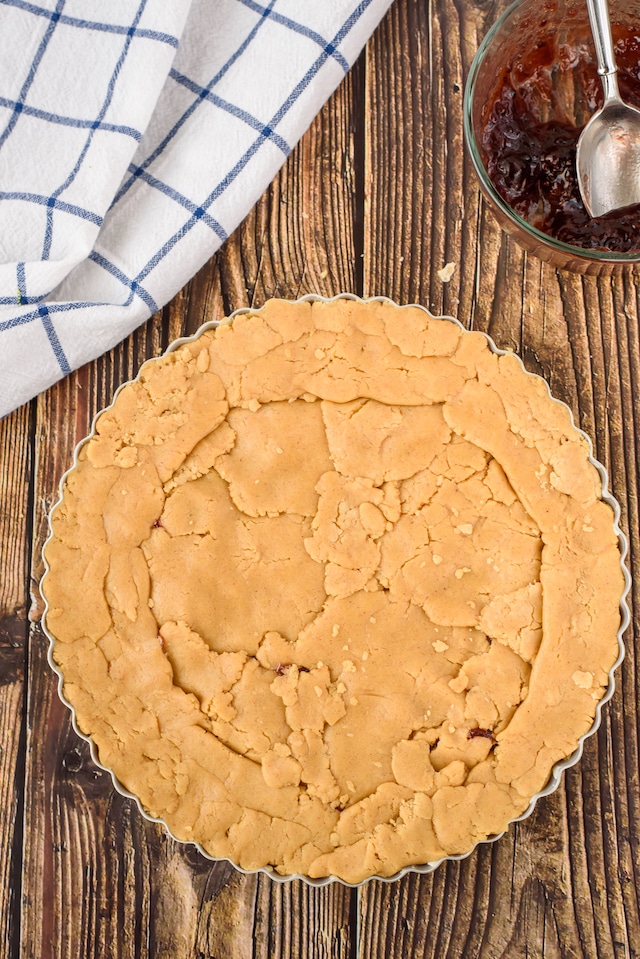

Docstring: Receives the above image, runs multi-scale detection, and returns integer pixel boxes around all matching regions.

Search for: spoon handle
[585,0,620,99]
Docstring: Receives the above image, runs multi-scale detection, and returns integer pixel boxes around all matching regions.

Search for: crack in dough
[42,298,624,883]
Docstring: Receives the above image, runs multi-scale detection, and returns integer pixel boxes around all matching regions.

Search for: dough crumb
[572,670,594,690]
[437,262,456,282]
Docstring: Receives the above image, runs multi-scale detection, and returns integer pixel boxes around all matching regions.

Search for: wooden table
[2,0,639,955]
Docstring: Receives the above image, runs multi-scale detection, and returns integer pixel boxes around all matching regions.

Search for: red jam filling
[481,27,640,252]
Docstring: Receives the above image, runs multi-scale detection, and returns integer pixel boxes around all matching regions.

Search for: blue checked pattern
[0,0,393,417]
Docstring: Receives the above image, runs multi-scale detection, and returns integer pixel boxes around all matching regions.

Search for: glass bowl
[464,0,640,275]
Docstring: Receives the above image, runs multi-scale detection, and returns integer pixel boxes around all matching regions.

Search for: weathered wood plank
[362,0,638,957]
[0,402,33,959]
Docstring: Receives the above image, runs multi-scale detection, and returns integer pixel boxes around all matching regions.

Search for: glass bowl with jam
[464,0,640,273]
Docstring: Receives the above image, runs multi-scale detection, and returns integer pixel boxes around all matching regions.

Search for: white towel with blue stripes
[0,0,393,417]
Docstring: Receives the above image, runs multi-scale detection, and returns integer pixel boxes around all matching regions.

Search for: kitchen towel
[0,0,393,417]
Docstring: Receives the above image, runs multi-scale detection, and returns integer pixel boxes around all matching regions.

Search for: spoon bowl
[576,0,640,217]
[577,98,640,217]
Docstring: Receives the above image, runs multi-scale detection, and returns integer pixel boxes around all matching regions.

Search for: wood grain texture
[1,0,639,955]
[0,403,33,959]
[363,1,638,958]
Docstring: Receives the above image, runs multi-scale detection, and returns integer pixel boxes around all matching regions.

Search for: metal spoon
[576,0,640,218]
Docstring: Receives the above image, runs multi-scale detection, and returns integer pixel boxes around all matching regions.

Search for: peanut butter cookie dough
[43,298,624,884]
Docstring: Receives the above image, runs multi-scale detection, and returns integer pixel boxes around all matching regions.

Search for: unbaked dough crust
[43,298,623,883]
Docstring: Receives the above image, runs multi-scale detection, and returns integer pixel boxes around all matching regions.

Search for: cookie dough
[42,298,624,883]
